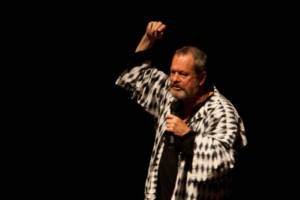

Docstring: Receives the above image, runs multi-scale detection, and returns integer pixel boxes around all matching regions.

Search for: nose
[171,72,180,83]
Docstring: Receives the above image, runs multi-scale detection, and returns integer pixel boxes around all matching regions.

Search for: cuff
[127,49,153,68]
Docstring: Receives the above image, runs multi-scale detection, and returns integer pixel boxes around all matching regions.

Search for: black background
[22,3,298,199]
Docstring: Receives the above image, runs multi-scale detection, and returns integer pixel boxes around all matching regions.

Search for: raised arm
[135,21,166,53]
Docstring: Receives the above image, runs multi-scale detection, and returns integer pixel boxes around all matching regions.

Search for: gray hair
[174,46,207,74]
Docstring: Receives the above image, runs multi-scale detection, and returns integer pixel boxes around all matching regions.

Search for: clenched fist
[145,21,166,41]
[135,21,166,52]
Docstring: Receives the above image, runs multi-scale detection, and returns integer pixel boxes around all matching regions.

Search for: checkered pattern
[116,63,247,200]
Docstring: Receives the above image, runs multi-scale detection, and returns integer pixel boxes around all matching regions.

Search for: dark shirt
[158,131,196,200]
[157,100,200,200]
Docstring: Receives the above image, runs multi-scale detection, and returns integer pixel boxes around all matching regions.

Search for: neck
[182,89,213,118]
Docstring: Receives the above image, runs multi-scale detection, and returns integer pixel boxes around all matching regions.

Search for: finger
[166,127,173,132]
[151,21,160,29]
[166,118,172,125]
[166,114,175,119]
[155,31,164,39]
[157,31,164,39]
[168,114,178,118]
[166,122,170,128]
[151,23,160,36]
[146,22,154,35]
[165,122,174,130]
[157,24,166,32]
[148,22,154,30]
[153,21,164,32]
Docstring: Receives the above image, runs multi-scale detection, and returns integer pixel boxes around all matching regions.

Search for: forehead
[170,53,194,72]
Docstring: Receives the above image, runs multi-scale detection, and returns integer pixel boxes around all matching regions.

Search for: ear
[198,71,207,87]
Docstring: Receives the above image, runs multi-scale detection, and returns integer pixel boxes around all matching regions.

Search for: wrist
[181,127,192,137]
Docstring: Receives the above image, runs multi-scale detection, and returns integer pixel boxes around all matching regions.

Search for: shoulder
[205,87,240,120]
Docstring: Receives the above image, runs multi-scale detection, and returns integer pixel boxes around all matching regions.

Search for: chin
[171,89,187,100]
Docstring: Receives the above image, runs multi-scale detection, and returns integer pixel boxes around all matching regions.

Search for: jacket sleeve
[115,50,170,119]
[189,99,247,182]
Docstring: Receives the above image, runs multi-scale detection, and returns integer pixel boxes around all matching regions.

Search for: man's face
[170,53,200,100]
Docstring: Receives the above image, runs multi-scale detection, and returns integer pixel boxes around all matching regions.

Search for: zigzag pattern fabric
[116,63,247,200]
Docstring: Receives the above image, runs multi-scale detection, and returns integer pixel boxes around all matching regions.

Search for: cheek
[185,79,195,87]
[187,79,199,90]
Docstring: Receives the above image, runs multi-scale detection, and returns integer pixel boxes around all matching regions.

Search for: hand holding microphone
[166,114,191,137]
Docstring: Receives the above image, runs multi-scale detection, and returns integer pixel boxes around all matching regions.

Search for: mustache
[170,83,183,89]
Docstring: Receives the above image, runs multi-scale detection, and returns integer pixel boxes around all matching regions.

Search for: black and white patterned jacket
[115,57,247,200]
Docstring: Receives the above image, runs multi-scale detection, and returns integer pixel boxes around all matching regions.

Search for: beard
[170,88,187,99]
[170,83,200,100]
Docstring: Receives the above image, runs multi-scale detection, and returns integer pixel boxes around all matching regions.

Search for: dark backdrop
[36,5,296,199]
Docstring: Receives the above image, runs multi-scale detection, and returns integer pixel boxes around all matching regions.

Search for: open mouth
[172,86,182,91]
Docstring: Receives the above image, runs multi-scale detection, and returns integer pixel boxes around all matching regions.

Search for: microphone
[170,100,183,116]
[166,101,183,145]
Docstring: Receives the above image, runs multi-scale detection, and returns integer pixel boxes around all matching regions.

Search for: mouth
[171,86,182,91]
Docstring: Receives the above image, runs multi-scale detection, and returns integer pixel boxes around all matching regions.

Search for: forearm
[135,34,154,53]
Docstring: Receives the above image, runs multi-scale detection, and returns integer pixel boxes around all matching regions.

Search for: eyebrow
[170,69,190,73]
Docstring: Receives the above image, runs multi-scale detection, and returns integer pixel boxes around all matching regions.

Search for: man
[116,21,247,200]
